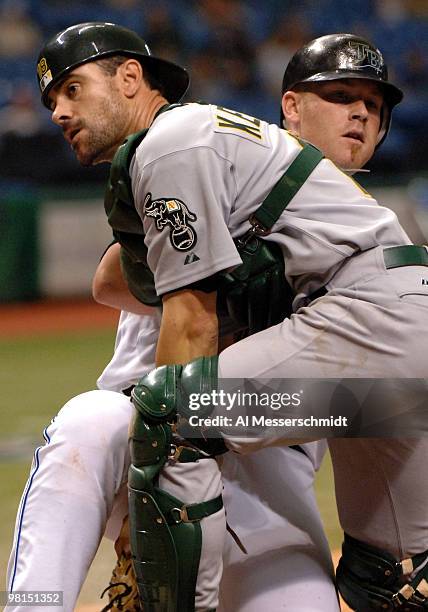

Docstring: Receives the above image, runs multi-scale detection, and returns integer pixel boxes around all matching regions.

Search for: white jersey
[130,103,410,305]
[97,309,161,392]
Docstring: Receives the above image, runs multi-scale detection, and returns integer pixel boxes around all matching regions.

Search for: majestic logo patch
[184,252,200,265]
[144,193,197,252]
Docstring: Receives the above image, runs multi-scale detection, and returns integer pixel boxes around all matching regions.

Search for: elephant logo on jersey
[144,192,198,252]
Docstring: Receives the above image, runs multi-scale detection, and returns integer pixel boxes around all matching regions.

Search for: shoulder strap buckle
[236,215,270,248]
[248,214,271,236]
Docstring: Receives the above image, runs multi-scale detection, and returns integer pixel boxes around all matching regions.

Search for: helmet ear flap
[376,102,390,148]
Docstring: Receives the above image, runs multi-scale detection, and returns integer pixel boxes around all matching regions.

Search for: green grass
[0,329,343,604]
[0,330,116,440]
[0,461,31,566]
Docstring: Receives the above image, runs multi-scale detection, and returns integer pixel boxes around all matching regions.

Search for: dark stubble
[77,86,128,166]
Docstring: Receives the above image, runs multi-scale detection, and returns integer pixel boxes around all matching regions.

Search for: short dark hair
[96,54,166,96]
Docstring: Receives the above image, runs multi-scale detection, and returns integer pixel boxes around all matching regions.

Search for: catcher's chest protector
[105,128,162,306]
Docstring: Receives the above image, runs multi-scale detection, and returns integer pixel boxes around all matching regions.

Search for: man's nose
[51,97,72,126]
[349,99,368,122]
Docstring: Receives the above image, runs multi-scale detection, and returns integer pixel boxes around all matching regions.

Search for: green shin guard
[128,361,224,612]
[128,465,220,612]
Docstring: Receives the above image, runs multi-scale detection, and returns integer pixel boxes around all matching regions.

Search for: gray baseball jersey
[130,103,409,303]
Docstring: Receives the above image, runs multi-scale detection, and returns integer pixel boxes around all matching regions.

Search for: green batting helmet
[280,33,403,146]
[37,22,189,108]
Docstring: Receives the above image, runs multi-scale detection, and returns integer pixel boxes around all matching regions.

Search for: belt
[308,245,428,305]
[383,244,428,269]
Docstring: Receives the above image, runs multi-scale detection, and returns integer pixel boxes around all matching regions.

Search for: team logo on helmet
[348,41,383,74]
[144,193,197,252]
[37,57,53,93]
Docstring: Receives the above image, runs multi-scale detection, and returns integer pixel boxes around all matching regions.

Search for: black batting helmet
[37,22,189,108]
[280,33,403,146]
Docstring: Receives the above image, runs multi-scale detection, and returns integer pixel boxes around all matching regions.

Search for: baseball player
[5,27,341,612]
[94,244,337,612]
[33,24,426,610]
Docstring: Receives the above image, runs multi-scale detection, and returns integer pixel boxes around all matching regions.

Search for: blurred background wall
[0,0,427,302]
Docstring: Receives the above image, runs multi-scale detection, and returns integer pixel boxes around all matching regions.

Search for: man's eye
[67,84,79,97]
[322,91,350,104]
[330,91,350,103]
[366,99,381,111]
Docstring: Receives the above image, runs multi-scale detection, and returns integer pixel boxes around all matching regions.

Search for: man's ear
[118,59,143,98]
[281,90,301,130]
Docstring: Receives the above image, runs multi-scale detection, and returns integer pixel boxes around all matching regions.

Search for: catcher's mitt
[100,517,142,611]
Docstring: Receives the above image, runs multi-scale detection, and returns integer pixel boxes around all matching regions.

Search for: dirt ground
[0,298,119,337]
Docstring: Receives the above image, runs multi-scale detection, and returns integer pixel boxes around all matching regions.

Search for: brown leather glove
[100,516,142,611]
